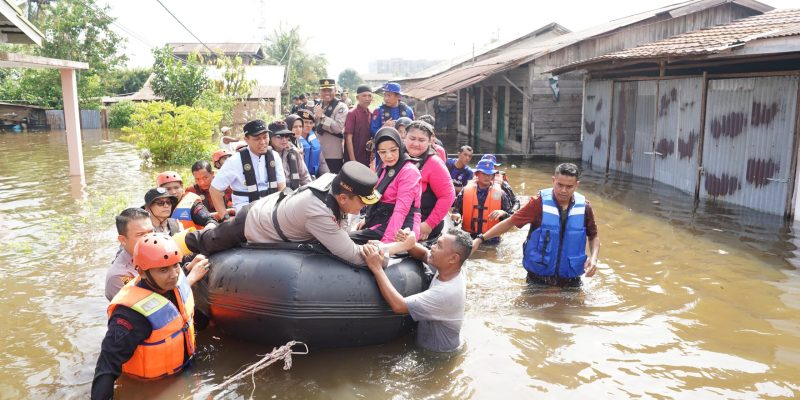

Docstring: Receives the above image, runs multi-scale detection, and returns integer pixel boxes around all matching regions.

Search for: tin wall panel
[581,80,613,171]
[653,77,704,193]
[700,76,799,215]
[632,81,657,179]
[609,81,656,178]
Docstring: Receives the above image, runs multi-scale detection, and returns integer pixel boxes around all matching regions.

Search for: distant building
[167,43,265,64]
[368,58,439,78]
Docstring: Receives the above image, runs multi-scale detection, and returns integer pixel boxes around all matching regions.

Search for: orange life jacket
[461,181,503,235]
[172,192,202,230]
[108,271,196,379]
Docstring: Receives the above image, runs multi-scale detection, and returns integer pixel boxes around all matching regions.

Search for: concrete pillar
[60,68,84,179]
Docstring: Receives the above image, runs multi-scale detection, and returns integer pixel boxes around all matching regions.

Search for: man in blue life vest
[472,163,600,287]
[91,233,209,400]
[370,82,415,137]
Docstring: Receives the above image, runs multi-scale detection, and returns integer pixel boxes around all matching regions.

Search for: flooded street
[1,130,800,399]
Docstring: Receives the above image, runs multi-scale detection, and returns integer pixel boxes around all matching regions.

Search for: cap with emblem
[382,82,402,94]
[319,79,336,89]
[268,120,292,137]
[296,109,315,122]
[332,161,380,205]
[143,187,178,209]
[243,119,269,136]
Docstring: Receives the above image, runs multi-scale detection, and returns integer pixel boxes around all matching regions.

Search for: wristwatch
[476,234,485,242]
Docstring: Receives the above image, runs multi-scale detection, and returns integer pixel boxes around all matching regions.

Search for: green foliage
[0,0,126,109]
[209,54,256,100]
[263,25,327,100]
[103,68,152,96]
[107,101,136,129]
[194,88,236,126]
[122,102,222,165]
[150,46,209,107]
[338,69,363,92]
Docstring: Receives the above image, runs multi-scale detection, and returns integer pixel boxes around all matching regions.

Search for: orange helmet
[156,171,182,187]
[133,232,182,270]
[212,149,232,164]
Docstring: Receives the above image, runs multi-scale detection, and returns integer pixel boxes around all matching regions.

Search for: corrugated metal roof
[554,8,800,71]
[405,0,774,100]
[168,43,264,56]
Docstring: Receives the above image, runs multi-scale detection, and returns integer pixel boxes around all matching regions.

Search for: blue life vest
[300,131,322,176]
[522,188,587,278]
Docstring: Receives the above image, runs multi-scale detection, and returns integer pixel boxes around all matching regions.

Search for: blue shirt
[446,158,474,188]
[298,131,322,177]
[370,103,415,136]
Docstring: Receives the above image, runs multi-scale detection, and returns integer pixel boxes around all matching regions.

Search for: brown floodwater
[1,129,799,399]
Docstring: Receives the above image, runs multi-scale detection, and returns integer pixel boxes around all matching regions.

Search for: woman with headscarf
[351,127,421,244]
[404,120,455,242]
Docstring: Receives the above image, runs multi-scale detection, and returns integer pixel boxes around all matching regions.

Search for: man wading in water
[472,163,600,287]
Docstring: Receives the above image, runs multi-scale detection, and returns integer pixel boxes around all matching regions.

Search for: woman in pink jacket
[351,127,421,244]
[404,121,456,241]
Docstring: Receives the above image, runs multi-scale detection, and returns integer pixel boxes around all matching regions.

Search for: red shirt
[511,195,598,239]
[344,104,372,166]
[185,184,232,213]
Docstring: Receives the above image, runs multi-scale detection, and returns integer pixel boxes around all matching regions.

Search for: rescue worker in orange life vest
[91,233,210,400]
[450,158,514,244]
[157,171,218,230]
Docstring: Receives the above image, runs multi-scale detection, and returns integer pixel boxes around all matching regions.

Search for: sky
[101,0,797,78]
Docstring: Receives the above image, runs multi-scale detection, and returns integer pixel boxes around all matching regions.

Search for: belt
[232,189,271,197]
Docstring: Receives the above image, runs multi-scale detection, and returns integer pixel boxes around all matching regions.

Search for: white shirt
[405,259,466,353]
[211,147,286,211]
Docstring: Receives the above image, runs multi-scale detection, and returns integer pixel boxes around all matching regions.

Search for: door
[699,76,799,215]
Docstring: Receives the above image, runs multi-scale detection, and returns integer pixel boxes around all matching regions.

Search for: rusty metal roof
[404,0,775,100]
[553,8,800,72]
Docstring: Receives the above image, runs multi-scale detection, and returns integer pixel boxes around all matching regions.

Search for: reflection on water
[1,130,799,398]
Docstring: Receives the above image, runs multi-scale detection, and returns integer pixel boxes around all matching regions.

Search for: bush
[122,101,222,165]
[194,88,235,126]
[107,101,136,129]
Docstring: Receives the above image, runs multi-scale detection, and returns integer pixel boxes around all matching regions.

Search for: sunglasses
[152,199,173,207]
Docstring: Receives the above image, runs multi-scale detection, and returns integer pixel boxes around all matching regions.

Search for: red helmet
[156,171,182,187]
[133,232,182,270]
[212,149,232,164]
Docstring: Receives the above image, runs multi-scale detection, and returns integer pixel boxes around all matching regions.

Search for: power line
[153,0,215,55]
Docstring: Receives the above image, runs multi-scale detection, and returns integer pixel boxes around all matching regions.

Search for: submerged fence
[45,109,102,130]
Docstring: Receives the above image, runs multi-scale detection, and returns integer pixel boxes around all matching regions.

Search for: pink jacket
[420,154,456,228]
[433,143,447,162]
[373,161,421,243]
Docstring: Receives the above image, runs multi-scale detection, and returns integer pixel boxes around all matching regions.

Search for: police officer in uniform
[314,79,349,174]
[209,119,286,215]
[179,162,412,265]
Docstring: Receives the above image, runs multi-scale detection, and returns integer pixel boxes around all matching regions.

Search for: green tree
[0,0,127,108]
[103,68,152,96]
[337,68,363,92]
[209,54,256,100]
[122,102,221,165]
[150,46,209,107]
[263,25,327,102]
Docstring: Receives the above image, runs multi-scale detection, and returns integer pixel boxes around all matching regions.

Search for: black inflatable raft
[201,243,431,348]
